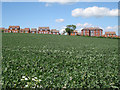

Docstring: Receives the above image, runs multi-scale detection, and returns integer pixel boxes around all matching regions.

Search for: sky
[1,2,119,35]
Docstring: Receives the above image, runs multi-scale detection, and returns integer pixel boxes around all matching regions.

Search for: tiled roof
[0,27,5,30]
[24,28,30,31]
[38,27,49,30]
[73,30,78,33]
[51,29,59,33]
[9,26,20,28]
[105,32,116,35]
[82,27,103,31]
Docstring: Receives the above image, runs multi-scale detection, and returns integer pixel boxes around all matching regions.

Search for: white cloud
[72,6,119,18]
[38,0,119,3]
[1,0,38,2]
[76,22,94,32]
[76,23,92,27]
[45,3,52,7]
[1,0,119,2]
[55,19,64,23]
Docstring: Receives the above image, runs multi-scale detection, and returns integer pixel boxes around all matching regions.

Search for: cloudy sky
[1,2,119,35]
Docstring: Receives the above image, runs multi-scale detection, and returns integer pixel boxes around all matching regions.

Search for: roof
[9,26,20,28]
[38,27,49,30]
[0,27,5,30]
[51,29,59,33]
[81,27,103,31]
[73,30,78,33]
[24,28,30,31]
[105,32,116,35]
[31,28,37,31]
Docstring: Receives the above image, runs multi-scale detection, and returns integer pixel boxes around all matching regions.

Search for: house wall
[51,32,59,35]
[105,34,117,37]
[12,30,19,33]
[70,32,78,36]
[38,31,50,34]
[81,30,102,36]
[31,31,36,33]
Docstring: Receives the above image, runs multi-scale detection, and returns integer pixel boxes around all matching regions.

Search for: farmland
[2,33,119,88]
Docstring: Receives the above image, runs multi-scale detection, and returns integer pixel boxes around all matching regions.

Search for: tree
[65,25,76,35]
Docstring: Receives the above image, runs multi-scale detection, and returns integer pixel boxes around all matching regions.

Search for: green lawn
[2,33,119,88]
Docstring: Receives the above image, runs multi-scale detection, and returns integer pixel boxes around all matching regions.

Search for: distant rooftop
[105,32,116,34]
[82,27,103,30]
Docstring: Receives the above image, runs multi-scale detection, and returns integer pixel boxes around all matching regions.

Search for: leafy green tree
[65,25,76,35]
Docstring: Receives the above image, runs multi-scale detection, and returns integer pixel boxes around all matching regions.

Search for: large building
[8,26,20,33]
[31,28,37,33]
[104,32,117,37]
[51,29,59,35]
[70,30,78,36]
[38,27,50,34]
[81,27,103,36]
[20,28,30,33]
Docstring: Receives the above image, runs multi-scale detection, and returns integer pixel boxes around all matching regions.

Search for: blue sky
[2,2,118,34]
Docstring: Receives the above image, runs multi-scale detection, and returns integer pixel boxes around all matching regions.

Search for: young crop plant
[2,33,119,89]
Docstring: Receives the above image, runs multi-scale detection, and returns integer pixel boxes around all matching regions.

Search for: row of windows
[71,33,77,35]
[107,34,116,35]
[83,31,102,36]
[39,32,50,34]
[10,28,19,30]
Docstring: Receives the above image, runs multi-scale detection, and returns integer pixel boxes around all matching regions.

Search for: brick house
[20,28,30,33]
[81,27,103,36]
[104,32,117,37]
[38,27,50,34]
[20,29,24,33]
[8,26,20,33]
[51,29,59,35]
[70,30,78,36]
[31,28,37,33]
[4,29,12,33]
[24,28,30,33]
[0,28,6,33]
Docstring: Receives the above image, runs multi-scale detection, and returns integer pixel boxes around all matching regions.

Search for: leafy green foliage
[65,25,76,35]
[2,33,119,88]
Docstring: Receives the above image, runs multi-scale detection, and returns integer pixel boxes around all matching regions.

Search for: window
[83,30,85,35]
[100,31,101,36]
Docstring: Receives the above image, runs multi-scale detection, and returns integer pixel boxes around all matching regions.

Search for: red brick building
[8,26,20,33]
[81,27,103,36]
[104,32,117,37]
[51,29,59,35]
[38,27,50,34]
[24,28,30,33]
[70,30,78,36]
[31,28,37,33]
[20,28,30,33]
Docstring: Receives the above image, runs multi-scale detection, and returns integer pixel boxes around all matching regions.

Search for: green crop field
[2,33,119,88]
